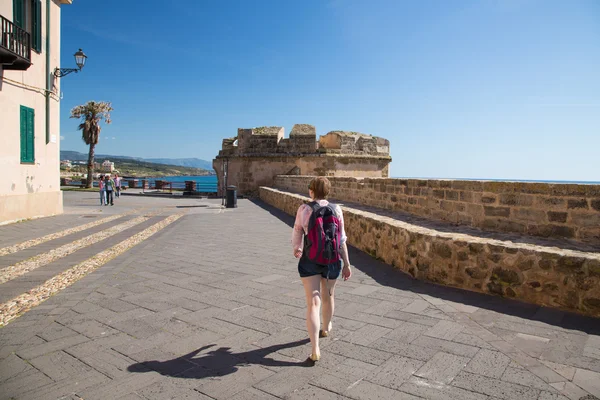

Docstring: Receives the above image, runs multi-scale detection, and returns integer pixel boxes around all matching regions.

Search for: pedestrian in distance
[292,176,352,365]
[98,175,106,206]
[105,175,115,206]
[114,173,121,198]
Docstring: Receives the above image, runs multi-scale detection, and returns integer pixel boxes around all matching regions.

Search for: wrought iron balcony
[0,14,32,71]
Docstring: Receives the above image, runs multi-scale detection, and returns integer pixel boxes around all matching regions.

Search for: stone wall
[212,124,392,196]
[259,187,600,317]
[273,176,600,243]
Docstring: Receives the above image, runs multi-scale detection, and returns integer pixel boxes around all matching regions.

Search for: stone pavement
[1,191,600,399]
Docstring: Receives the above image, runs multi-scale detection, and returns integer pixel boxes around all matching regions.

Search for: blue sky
[59,0,600,181]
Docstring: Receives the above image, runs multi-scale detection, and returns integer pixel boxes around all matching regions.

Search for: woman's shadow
[127,339,312,378]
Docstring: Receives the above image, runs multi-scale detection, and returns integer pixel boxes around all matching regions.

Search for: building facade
[102,160,114,172]
[0,0,72,224]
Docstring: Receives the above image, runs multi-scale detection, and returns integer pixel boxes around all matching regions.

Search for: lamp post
[54,49,87,78]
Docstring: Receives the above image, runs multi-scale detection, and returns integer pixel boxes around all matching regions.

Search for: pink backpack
[304,202,342,265]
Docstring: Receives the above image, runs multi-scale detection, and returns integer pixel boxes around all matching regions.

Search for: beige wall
[0,0,65,223]
[273,176,600,243]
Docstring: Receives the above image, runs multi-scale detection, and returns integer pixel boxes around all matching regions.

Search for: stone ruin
[217,124,390,157]
[213,124,392,195]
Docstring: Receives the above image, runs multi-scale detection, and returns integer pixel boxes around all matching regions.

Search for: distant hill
[145,158,213,170]
[61,150,142,162]
[61,151,212,169]
[60,150,215,176]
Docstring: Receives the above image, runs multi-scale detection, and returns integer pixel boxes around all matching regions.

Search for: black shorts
[298,258,342,279]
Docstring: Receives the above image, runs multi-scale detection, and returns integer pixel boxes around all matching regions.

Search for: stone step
[259,186,600,317]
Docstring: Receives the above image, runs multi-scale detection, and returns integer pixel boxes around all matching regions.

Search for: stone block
[370,338,439,362]
[466,203,484,217]
[570,211,600,227]
[547,211,567,223]
[440,200,454,212]
[326,341,392,365]
[366,355,424,390]
[484,206,511,218]
[197,364,275,399]
[460,191,474,202]
[411,336,479,358]
[464,349,511,379]
[345,380,415,400]
[452,371,540,400]
[446,190,459,201]
[384,322,429,344]
[481,195,497,204]
[400,376,489,400]
[465,267,488,280]
[414,352,470,384]
[536,196,566,209]
[500,194,518,206]
[16,334,89,360]
[519,195,535,206]
[514,208,546,222]
[567,199,588,209]
[289,124,316,136]
[424,320,464,341]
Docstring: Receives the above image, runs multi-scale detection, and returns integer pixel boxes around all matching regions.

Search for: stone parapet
[259,186,600,317]
[273,176,600,243]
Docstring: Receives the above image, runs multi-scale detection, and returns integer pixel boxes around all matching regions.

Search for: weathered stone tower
[212,124,391,196]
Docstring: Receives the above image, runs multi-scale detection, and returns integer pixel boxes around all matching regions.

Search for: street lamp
[54,49,87,78]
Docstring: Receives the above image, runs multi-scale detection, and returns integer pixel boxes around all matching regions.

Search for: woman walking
[292,177,352,364]
[98,175,106,206]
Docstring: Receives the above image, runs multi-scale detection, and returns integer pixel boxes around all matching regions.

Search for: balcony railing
[0,15,31,65]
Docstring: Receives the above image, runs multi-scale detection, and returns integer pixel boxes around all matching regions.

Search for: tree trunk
[86,143,95,188]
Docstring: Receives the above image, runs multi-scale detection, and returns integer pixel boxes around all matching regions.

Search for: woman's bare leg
[301,275,322,357]
[321,278,337,334]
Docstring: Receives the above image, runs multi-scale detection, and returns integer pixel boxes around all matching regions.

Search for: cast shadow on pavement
[250,199,600,335]
[127,339,311,378]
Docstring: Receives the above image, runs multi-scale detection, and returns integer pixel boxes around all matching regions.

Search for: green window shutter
[32,0,42,52]
[20,106,27,163]
[27,108,35,163]
[13,0,24,29]
[20,106,35,163]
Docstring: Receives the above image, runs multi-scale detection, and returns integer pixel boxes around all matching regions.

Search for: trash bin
[226,185,237,208]
[184,180,197,192]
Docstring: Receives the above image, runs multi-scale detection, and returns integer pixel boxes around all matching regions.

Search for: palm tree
[70,101,113,188]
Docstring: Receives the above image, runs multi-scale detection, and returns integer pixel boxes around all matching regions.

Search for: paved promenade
[0,192,599,399]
